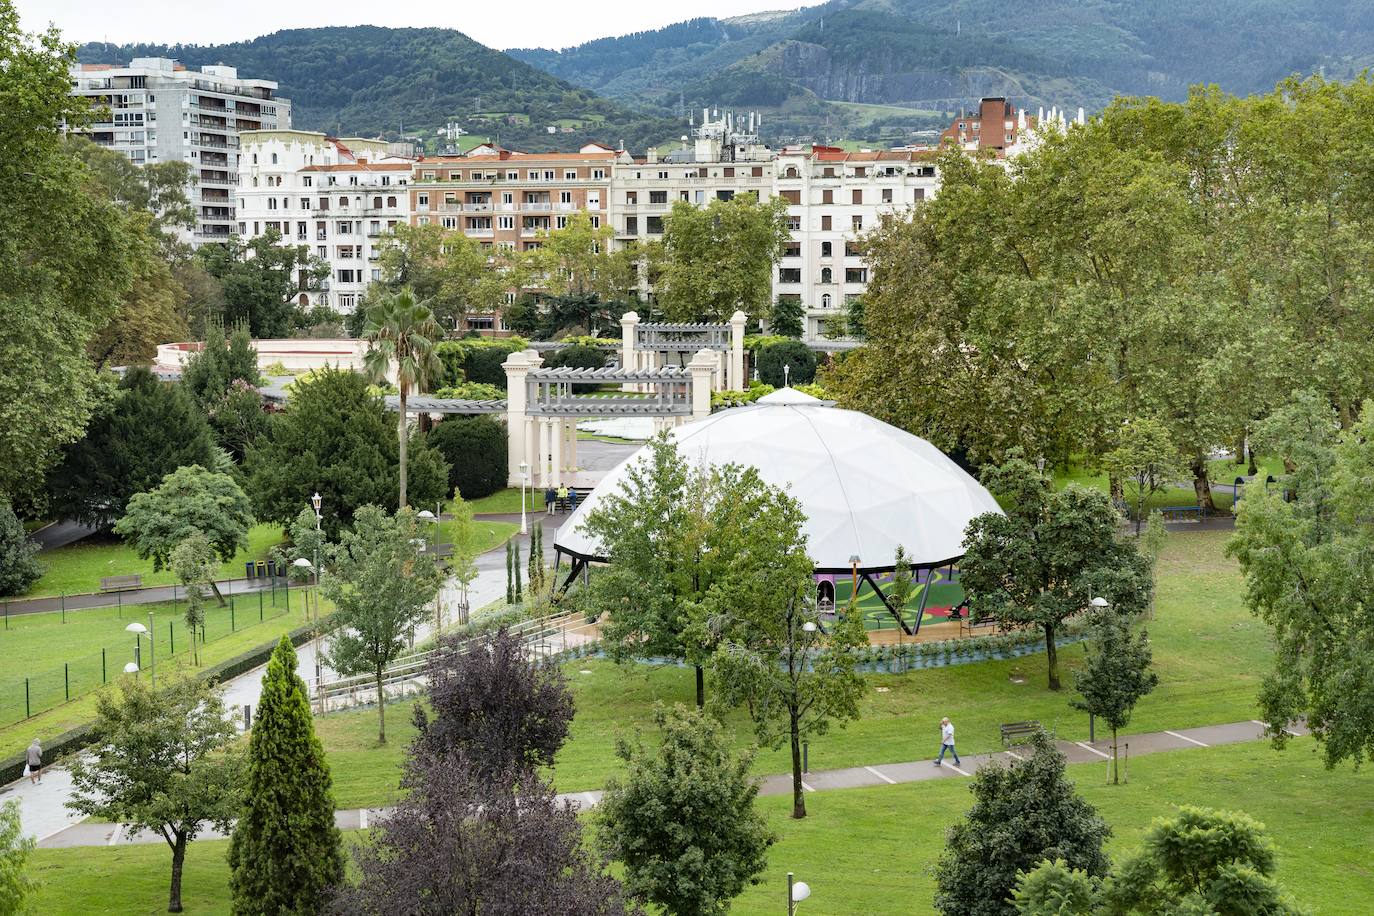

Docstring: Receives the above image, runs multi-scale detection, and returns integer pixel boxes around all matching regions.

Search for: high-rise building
[69,58,290,245]
[237,130,415,314]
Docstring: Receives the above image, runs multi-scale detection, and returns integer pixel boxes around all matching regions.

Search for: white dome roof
[555,389,1003,571]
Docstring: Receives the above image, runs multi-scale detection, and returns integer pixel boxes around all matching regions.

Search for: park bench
[1000,720,1042,748]
[958,602,999,637]
[1159,505,1204,522]
[99,574,143,593]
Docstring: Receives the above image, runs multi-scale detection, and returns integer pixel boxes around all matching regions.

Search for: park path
[0,512,567,842]
[32,717,1309,849]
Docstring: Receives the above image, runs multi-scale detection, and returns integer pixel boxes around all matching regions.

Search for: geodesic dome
[554,387,1003,572]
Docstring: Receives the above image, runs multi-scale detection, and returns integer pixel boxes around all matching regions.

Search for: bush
[434,338,529,390]
[434,381,507,401]
[428,416,508,500]
[0,498,42,597]
[543,344,608,391]
[756,339,817,387]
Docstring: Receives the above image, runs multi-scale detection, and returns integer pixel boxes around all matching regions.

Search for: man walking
[25,738,42,784]
[935,717,960,767]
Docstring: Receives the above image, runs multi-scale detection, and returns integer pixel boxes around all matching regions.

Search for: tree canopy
[114,464,254,571]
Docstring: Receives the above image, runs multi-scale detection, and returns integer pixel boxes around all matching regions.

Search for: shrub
[756,339,817,387]
[0,498,42,597]
[427,415,508,500]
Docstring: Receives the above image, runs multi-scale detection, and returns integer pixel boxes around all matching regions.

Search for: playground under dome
[554,387,1003,580]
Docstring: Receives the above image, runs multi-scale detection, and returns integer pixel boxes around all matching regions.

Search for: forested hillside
[75,27,679,151]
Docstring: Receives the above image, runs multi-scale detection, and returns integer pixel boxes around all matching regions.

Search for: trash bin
[255,560,268,579]
[245,562,256,580]
[274,560,286,578]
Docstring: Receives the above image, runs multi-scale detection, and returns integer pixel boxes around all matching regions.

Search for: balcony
[464,228,495,238]
[317,230,327,240]
[464,202,493,212]
[522,202,552,212]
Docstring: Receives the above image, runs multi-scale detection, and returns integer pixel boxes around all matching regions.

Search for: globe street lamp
[122,662,139,675]
[787,872,811,916]
[126,616,155,686]
[293,557,315,623]
[518,460,530,535]
[415,510,443,634]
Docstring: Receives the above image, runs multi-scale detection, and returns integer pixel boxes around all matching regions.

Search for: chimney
[647,147,658,164]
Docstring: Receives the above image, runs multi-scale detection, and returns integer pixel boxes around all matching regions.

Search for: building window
[821,241,832,257]
[852,215,863,230]
[657,170,669,179]
[646,216,663,235]
[625,216,638,235]
[649,190,667,205]
[303,176,312,187]
[846,267,868,283]
[787,216,801,231]
[822,293,832,309]
[560,190,572,204]
[593,169,605,179]
[442,216,457,229]
[783,242,801,258]
[590,215,600,228]
[417,193,429,207]
[301,198,311,209]
[752,166,763,177]
[821,215,832,231]
[372,269,381,281]
[823,167,835,178]
[267,198,277,210]
[821,267,832,284]
[852,189,863,205]
[270,153,278,164]
[564,170,577,180]
[556,216,568,229]
[854,167,866,177]
[498,215,514,230]
[784,166,799,178]
[914,188,926,201]
[882,188,893,204]
[778,268,801,283]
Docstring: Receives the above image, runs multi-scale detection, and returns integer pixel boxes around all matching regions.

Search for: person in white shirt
[935,717,961,767]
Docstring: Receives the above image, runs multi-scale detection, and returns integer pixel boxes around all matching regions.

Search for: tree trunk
[1234,431,1246,465]
[1111,727,1119,786]
[376,666,387,744]
[694,664,705,709]
[790,713,806,819]
[167,831,187,912]
[398,388,409,509]
[1108,474,1124,505]
[1044,623,1060,691]
[1191,455,1216,511]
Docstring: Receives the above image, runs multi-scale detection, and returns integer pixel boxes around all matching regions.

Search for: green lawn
[25,525,286,598]
[431,516,518,555]
[25,739,1368,915]
[316,528,1271,804]
[460,489,547,516]
[0,595,318,760]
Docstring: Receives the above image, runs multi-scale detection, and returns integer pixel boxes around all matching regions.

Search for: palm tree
[362,288,443,508]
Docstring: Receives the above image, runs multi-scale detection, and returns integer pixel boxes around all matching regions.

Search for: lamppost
[126,614,155,686]
[848,554,860,601]
[519,460,530,535]
[310,491,323,619]
[787,872,811,916]
[1086,595,1110,742]
[416,509,443,634]
[293,557,315,623]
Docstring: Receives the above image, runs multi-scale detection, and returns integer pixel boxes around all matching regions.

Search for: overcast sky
[18,0,811,51]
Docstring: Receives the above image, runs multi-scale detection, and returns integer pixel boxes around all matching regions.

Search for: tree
[402,429,453,513]
[713,573,868,820]
[1069,610,1158,784]
[0,497,42,598]
[207,379,271,463]
[526,211,636,311]
[413,626,574,774]
[169,532,216,665]
[372,223,508,328]
[427,415,508,500]
[115,464,253,572]
[181,320,260,409]
[320,505,443,743]
[1100,806,1303,915]
[65,134,195,245]
[0,799,35,916]
[67,675,242,913]
[597,704,773,916]
[244,367,398,539]
[1103,417,1186,534]
[362,287,443,508]
[934,731,1111,916]
[756,339,817,387]
[48,366,217,528]
[1227,397,1374,766]
[228,636,344,916]
[332,750,631,916]
[445,493,480,607]
[1011,860,1100,916]
[196,230,326,337]
[0,4,136,503]
[768,295,804,339]
[86,211,189,369]
[960,457,1152,690]
[654,193,790,322]
[578,436,812,708]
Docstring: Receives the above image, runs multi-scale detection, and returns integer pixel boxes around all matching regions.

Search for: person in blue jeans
[935,717,961,767]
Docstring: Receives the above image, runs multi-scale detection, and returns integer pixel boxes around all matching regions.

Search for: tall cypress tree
[228,636,343,915]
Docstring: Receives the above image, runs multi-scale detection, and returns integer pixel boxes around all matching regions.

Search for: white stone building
[69,58,290,245]
[237,130,415,313]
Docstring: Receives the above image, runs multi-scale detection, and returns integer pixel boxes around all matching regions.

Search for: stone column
[620,310,639,393]
[539,419,553,488]
[524,417,536,490]
[729,310,748,392]
[550,417,563,488]
[566,419,578,476]
[502,350,531,486]
[688,348,717,421]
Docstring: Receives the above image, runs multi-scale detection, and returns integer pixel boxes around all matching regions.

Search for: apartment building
[70,58,289,245]
[237,130,414,313]
[774,146,939,339]
[407,145,618,331]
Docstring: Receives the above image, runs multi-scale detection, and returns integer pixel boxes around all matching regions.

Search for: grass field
[432,516,518,554]
[25,525,286,598]
[459,489,547,516]
[313,528,1271,806]
[0,595,318,761]
[25,738,1368,915]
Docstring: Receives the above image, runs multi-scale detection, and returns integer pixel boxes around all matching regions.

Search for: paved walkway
[30,717,1307,849]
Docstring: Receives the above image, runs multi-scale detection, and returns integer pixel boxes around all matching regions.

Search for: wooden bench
[959,610,999,638]
[99,574,143,593]
[1159,505,1204,522]
[1000,720,1042,747]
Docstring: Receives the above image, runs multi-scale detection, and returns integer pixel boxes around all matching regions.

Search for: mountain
[75,27,680,152]
[512,0,1374,140]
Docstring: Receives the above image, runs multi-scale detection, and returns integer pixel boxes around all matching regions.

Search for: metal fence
[0,580,309,729]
